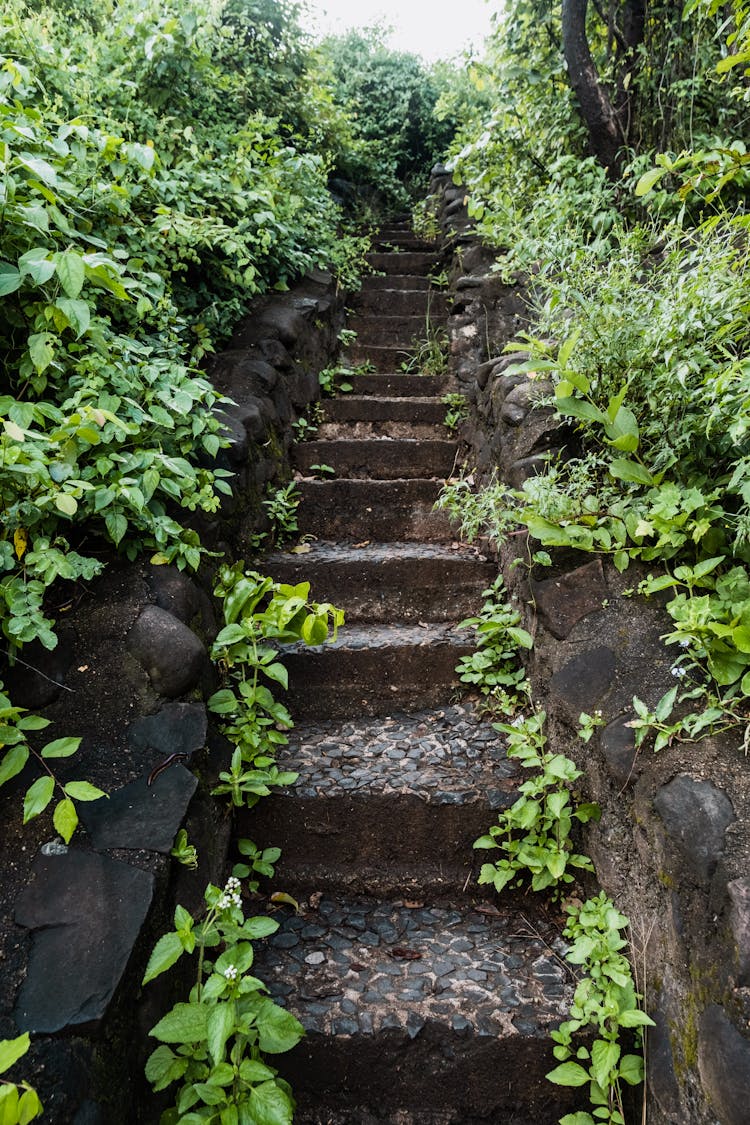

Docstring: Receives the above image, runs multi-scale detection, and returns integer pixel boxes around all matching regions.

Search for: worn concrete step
[293,439,457,480]
[296,479,450,542]
[244,703,519,894]
[367,251,441,275]
[316,419,447,441]
[263,541,496,623]
[283,623,470,718]
[349,314,448,348]
[360,274,431,292]
[252,895,576,1124]
[349,373,445,397]
[352,289,449,318]
[322,396,445,425]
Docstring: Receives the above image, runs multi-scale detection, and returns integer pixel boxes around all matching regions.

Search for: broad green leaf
[18,249,56,285]
[619,1009,655,1028]
[255,999,304,1054]
[618,1052,645,1085]
[248,1080,294,1125]
[635,166,666,196]
[262,663,288,689]
[238,1059,276,1083]
[55,251,85,299]
[55,298,90,337]
[150,1002,208,1045]
[28,333,55,375]
[18,154,58,186]
[0,745,29,788]
[301,614,328,645]
[608,459,654,486]
[240,917,278,940]
[559,1115,595,1125]
[3,420,25,442]
[53,797,78,843]
[0,1034,30,1075]
[64,781,106,801]
[144,1044,189,1092]
[0,1084,20,1121]
[556,396,605,423]
[41,736,82,759]
[546,1061,590,1086]
[733,625,750,653]
[55,493,78,516]
[0,262,22,296]
[591,1038,620,1089]
[207,1001,236,1065]
[23,775,55,823]
[604,405,639,452]
[18,1085,43,1123]
[105,510,127,546]
[143,931,186,985]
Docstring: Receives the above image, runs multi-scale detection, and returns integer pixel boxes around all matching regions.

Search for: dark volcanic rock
[600,716,640,788]
[533,560,607,640]
[15,851,154,1032]
[79,765,197,853]
[728,876,750,985]
[698,1004,750,1125]
[548,646,616,720]
[654,775,734,885]
[127,605,207,698]
[128,702,208,759]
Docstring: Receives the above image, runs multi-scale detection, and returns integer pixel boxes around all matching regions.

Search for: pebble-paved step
[321,396,445,425]
[353,289,449,318]
[293,438,457,480]
[367,251,441,275]
[360,274,431,292]
[283,623,471,718]
[349,314,448,347]
[263,542,495,623]
[244,703,520,893]
[253,895,576,1124]
[296,479,450,542]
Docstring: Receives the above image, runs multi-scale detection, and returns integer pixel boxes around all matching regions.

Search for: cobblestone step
[367,251,441,275]
[244,703,520,893]
[283,623,471,718]
[353,289,448,318]
[349,314,448,347]
[263,542,495,623]
[293,438,457,480]
[252,895,577,1124]
[322,396,445,425]
[296,479,450,541]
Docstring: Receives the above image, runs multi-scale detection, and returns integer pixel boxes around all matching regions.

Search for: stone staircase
[251,224,577,1123]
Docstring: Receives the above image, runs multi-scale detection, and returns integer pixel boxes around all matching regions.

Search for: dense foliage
[446,0,750,746]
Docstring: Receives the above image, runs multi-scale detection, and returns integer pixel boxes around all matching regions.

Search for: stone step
[293,439,457,480]
[296,479,450,542]
[367,251,441,275]
[315,420,447,442]
[252,894,576,1124]
[350,373,445,397]
[244,704,519,894]
[263,541,496,623]
[361,274,431,292]
[349,315,448,348]
[322,396,445,425]
[353,289,448,318]
[345,343,415,372]
[283,623,470,718]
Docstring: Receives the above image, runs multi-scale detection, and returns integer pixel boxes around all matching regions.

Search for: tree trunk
[562,0,622,169]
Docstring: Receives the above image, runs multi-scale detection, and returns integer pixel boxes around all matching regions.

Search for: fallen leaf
[388,947,423,961]
[291,543,311,554]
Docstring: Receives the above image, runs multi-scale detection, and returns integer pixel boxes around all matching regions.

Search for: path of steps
[256,223,576,1123]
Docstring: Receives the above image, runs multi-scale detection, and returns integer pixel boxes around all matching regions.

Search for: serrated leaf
[143,931,186,985]
[105,510,127,546]
[150,1002,208,1045]
[546,1061,590,1086]
[55,298,90,337]
[248,1080,294,1125]
[144,1044,189,1092]
[0,262,22,296]
[591,1038,620,1089]
[23,775,55,822]
[56,251,85,298]
[618,1052,645,1084]
[255,999,304,1054]
[619,1009,655,1028]
[207,1001,236,1066]
[53,797,78,842]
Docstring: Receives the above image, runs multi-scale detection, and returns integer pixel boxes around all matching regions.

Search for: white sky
[304,0,496,63]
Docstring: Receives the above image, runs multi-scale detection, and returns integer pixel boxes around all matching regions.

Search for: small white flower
[670,666,686,678]
[217,895,231,910]
[511,715,525,728]
[223,965,238,981]
[679,639,691,648]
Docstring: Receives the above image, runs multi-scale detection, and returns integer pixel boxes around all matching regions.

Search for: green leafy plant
[474,709,600,894]
[318,366,354,396]
[208,565,343,809]
[0,680,105,842]
[262,484,300,547]
[547,893,654,1125]
[435,473,516,547]
[400,327,449,376]
[171,829,198,870]
[455,576,532,712]
[441,392,469,432]
[143,869,303,1125]
[0,1033,42,1124]
[308,464,335,478]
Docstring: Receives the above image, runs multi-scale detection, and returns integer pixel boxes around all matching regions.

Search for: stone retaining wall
[429,164,750,1125]
[0,272,345,1122]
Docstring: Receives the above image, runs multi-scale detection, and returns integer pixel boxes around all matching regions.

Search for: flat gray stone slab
[654,774,734,885]
[79,765,197,852]
[128,702,207,758]
[15,851,154,1032]
[254,895,572,1038]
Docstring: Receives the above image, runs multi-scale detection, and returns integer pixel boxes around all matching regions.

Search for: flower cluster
[217,876,242,912]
